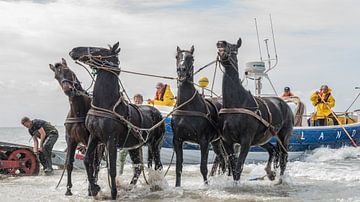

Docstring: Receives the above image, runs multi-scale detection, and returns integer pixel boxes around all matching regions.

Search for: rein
[79,56,200,142]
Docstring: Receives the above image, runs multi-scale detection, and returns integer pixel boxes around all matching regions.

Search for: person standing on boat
[281,86,295,98]
[148,82,175,106]
[310,85,337,126]
[21,117,58,174]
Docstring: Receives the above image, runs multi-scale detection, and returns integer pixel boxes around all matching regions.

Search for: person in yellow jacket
[310,85,337,126]
[148,82,175,106]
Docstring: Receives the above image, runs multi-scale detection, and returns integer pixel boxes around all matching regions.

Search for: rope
[192,81,220,98]
[75,61,96,92]
[142,167,149,185]
[193,59,217,76]
[120,59,217,80]
[164,150,175,177]
[317,93,358,147]
[345,91,360,113]
[119,69,177,80]
[210,60,218,97]
[90,87,198,136]
[55,156,67,189]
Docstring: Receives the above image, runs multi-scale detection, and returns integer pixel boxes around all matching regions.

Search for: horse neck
[177,80,206,112]
[221,60,252,108]
[68,95,91,118]
[92,70,127,112]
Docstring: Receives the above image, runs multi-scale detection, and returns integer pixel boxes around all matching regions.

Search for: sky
[0,0,359,127]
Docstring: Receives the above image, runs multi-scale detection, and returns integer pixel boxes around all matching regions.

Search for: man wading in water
[21,117,58,174]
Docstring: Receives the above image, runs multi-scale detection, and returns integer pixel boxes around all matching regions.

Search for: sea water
[1,127,360,201]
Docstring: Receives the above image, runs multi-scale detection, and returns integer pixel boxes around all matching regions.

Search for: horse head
[216,38,242,69]
[49,58,83,97]
[176,45,194,81]
[69,42,121,74]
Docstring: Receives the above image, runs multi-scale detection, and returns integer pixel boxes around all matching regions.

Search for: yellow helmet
[198,77,209,88]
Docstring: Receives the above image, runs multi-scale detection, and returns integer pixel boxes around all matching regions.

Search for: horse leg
[94,143,105,183]
[151,133,164,171]
[234,143,250,181]
[210,139,226,176]
[128,147,143,185]
[260,142,277,181]
[65,140,77,196]
[222,140,236,180]
[199,140,209,185]
[84,135,100,196]
[147,146,153,169]
[277,129,290,177]
[173,138,183,187]
[107,140,118,200]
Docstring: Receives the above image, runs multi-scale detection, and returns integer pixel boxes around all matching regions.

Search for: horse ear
[236,37,242,48]
[61,58,67,66]
[176,46,181,53]
[112,42,120,52]
[115,47,121,54]
[190,45,194,54]
[49,64,55,72]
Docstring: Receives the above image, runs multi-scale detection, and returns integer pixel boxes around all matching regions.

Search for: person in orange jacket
[310,85,337,126]
[148,82,175,106]
[281,86,295,98]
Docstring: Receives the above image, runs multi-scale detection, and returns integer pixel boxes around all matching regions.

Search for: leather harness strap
[172,98,222,141]
[87,105,147,146]
[219,108,272,128]
[87,108,123,123]
[219,96,275,132]
[64,117,86,124]
[256,96,273,126]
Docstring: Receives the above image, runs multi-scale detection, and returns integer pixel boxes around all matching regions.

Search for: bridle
[59,69,88,97]
[78,47,121,74]
[177,50,194,82]
[216,44,239,71]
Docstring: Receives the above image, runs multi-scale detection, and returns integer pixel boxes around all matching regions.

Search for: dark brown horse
[171,46,226,187]
[217,38,293,183]
[50,58,103,195]
[69,42,165,199]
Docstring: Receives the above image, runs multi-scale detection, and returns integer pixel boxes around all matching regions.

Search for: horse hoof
[267,171,276,181]
[111,190,117,200]
[65,189,73,196]
[150,185,161,192]
[204,180,209,185]
[88,184,101,196]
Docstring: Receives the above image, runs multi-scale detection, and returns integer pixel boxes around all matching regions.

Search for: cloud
[0,0,359,126]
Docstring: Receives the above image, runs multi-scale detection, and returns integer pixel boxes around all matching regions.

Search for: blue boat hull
[162,117,360,152]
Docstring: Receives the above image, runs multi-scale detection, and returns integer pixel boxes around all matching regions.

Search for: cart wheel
[8,149,39,176]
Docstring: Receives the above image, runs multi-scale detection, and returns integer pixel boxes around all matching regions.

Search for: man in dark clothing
[21,117,58,174]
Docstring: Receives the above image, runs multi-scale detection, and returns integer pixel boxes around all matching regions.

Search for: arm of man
[327,95,335,108]
[33,136,39,153]
[310,91,320,106]
[38,127,46,152]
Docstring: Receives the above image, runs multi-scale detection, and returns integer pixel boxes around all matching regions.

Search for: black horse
[216,38,293,182]
[69,42,165,199]
[50,58,104,196]
[171,46,226,187]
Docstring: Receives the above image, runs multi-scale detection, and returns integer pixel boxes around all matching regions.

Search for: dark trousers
[316,114,338,126]
[39,131,58,170]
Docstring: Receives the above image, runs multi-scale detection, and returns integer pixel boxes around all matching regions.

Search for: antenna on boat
[345,87,360,113]
[254,18,263,61]
[245,14,279,96]
[265,14,278,73]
